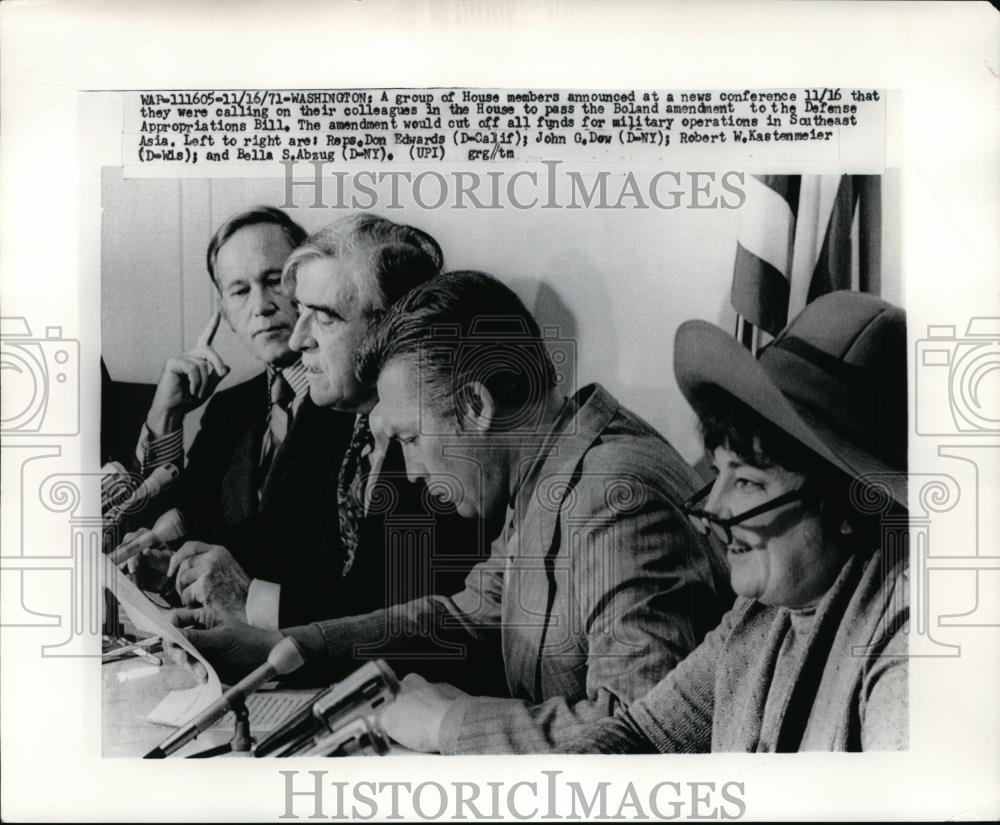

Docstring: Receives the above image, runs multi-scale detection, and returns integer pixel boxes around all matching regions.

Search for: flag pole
[735,314,755,350]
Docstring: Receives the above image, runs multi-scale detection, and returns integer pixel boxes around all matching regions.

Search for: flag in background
[731,174,882,350]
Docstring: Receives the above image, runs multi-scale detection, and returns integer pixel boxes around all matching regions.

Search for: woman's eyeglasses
[682,478,806,546]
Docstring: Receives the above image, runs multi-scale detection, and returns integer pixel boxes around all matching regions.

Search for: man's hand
[113,529,174,590]
[146,311,229,436]
[378,673,466,753]
[167,606,282,683]
[169,541,250,621]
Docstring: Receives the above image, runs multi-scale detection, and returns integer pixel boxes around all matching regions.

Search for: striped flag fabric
[731,174,881,349]
[731,175,801,339]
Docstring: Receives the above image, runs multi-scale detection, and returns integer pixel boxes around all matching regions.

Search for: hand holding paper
[167,606,284,685]
[103,554,220,726]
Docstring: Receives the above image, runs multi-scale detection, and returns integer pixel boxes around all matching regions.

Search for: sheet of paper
[144,685,215,727]
[102,555,222,725]
[208,691,317,734]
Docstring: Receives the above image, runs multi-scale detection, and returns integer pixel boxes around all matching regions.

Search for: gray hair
[282,213,443,318]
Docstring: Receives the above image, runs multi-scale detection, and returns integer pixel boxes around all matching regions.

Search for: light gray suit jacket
[286,384,731,753]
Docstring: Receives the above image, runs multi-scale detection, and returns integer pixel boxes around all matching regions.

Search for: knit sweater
[558,544,908,753]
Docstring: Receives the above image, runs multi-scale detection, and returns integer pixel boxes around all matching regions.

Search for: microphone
[108,508,187,565]
[106,463,180,524]
[298,716,392,757]
[253,659,399,757]
[144,636,306,759]
[101,461,142,511]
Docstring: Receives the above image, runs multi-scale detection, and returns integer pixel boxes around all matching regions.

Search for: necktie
[337,414,374,575]
[261,371,294,479]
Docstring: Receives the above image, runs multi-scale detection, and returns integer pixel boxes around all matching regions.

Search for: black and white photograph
[1,2,998,822]
[98,158,905,762]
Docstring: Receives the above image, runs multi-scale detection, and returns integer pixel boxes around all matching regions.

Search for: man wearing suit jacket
[169,215,488,629]
[175,270,732,754]
[134,206,328,530]
[128,208,360,622]
[129,207,362,614]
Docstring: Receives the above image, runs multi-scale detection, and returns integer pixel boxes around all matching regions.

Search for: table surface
[103,654,243,758]
[102,611,319,758]
[102,654,414,758]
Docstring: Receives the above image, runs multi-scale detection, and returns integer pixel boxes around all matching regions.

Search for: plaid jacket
[287,383,731,753]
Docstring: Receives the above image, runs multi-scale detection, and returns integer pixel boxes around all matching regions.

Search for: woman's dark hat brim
[674,292,908,508]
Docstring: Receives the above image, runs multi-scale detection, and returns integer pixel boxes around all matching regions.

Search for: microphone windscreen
[142,463,181,497]
[267,637,306,675]
[101,461,129,485]
[108,507,187,565]
[110,463,181,520]
[152,508,187,544]
[101,462,142,510]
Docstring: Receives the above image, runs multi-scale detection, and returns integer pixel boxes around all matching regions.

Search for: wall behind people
[101,168,901,463]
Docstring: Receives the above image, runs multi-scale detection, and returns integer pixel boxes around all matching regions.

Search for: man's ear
[216,292,235,333]
[458,381,495,433]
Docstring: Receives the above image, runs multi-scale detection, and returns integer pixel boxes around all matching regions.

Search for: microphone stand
[185,698,253,758]
[144,637,305,758]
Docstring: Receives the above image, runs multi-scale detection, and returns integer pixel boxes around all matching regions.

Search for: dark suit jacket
[155,372,354,537]
[221,436,492,627]
[136,370,488,627]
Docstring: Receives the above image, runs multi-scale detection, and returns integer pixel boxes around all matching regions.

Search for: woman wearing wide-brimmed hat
[560,291,909,753]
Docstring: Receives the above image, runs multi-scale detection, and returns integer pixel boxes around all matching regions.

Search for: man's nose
[250,285,276,316]
[289,314,313,352]
[403,452,426,485]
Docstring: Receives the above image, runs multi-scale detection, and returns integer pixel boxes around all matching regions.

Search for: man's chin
[257,341,295,366]
[307,382,336,408]
[308,381,377,413]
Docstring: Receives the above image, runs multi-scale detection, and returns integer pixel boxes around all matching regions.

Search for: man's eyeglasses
[682,478,806,546]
